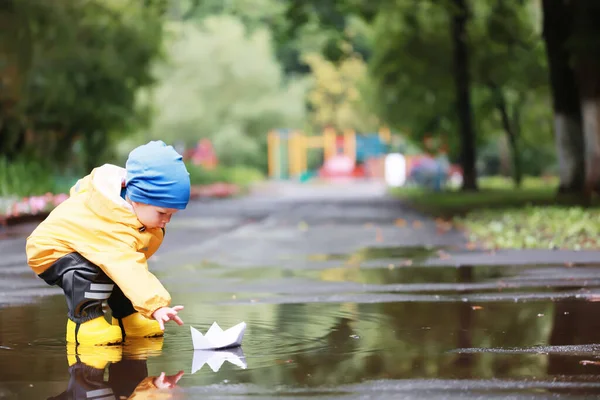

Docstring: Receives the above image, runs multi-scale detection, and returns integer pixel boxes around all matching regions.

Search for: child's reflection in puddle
[49,337,184,399]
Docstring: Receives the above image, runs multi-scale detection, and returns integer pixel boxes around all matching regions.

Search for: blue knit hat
[125,140,191,210]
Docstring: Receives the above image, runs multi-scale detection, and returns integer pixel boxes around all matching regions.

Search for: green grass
[390,176,568,217]
[456,206,600,250]
[391,176,600,249]
[185,163,265,187]
[0,157,71,197]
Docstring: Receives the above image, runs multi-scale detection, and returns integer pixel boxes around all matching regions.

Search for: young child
[26,140,191,346]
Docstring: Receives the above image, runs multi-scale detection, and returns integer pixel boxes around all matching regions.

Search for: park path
[3,180,600,399]
[2,179,600,307]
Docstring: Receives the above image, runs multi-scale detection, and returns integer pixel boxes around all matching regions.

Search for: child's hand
[152,305,184,330]
[154,370,184,389]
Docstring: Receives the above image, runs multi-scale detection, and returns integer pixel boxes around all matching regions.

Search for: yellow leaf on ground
[395,219,406,227]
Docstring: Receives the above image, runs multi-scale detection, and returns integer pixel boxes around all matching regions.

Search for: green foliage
[0,157,56,197]
[183,0,381,75]
[370,1,459,154]
[391,176,560,217]
[0,0,562,199]
[369,0,553,173]
[392,175,600,249]
[303,51,379,132]
[469,1,553,184]
[0,0,165,171]
[476,176,559,190]
[460,206,600,249]
[142,16,307,169]
[181,0,287,32]
[185,163,264,187]
[278,0,382,70]
[478,136,557,177]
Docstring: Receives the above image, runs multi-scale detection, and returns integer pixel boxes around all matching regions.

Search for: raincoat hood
[26,164,171,318]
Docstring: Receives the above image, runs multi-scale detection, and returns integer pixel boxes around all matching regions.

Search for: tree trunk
[572,0,600,194]
[512,99,524,185]
[451,0,477,191]
[492,85,522,187]
[541,0,585,194]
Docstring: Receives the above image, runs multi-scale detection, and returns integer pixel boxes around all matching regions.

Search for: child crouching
[26,140,190,345]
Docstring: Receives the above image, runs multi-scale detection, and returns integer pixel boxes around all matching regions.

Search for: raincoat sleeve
[75,240,172,319]
[129,377,180,399]
[129,378,157,397]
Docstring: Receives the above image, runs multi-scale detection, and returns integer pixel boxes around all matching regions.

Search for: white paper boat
[191,347,247,373]
[190,321,246,350]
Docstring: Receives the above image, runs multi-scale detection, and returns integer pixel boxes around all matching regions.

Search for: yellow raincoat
[25,164,171,318]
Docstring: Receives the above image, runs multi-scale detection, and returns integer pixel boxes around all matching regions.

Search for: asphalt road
[2,180,600,399]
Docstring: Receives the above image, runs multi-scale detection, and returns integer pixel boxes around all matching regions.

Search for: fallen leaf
[412,220,423,229]
[376,228,383,242]
[395,219,407,227]
[435,219,453,232]
[580,360,600,366]
[466,242,478,250]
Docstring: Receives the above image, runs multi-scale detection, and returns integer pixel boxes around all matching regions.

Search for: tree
[570,0,600,194]
[471,0,551,187]
[541,0,585,194]
[140,16,307,169]
[369,0,477,189]
[181,0,310,75]
[303,50,379,133]
[181,0,383,75]
[0,0,165,172]
[450,0,477,190]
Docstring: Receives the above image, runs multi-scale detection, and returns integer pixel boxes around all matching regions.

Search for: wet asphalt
[2,180,600,399]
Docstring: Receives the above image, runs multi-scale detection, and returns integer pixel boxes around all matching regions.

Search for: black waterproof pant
[47,358,149,400]
[38,252,137,324]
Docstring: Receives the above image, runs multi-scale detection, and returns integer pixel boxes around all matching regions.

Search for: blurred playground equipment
[267,127,463,190]
[267,127,391,181]
[185,138,218,169]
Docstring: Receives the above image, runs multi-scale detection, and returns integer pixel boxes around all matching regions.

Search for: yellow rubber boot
[66,342,123,369]
[66,316,123,346]
[123,337,164,360]
[112,313,164,339]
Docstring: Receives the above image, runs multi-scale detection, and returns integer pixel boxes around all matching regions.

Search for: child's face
[131,202,179,229]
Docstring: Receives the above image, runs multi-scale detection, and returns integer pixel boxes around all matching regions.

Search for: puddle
[3,245,600,397]
[212,264,600,298]
[303,245,439,263]
[3,294,600,398]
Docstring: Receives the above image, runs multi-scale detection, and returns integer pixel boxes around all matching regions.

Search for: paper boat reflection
[190,321,246,350]
[191,347,247,373]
